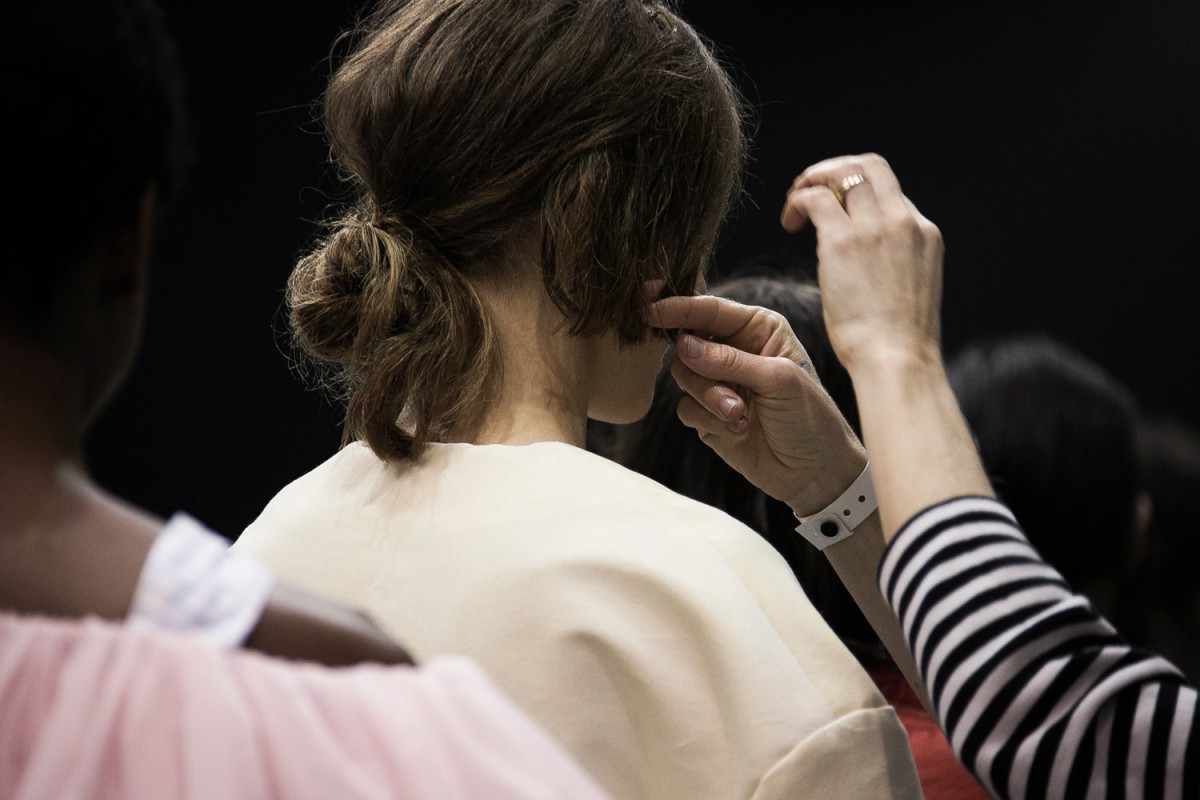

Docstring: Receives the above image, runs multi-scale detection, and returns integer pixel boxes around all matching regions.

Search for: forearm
[785,430,932,711]
[848,346,994,541]
[880,496,1199,799]
[821,512,932,712]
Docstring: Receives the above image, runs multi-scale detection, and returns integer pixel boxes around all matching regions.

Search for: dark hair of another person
[612,269,888,667]
[1136,418,1200,609]
[948,335,1143,593]
[1129,417,1200,679]
[1,0,188,332]
[288,0,746,462]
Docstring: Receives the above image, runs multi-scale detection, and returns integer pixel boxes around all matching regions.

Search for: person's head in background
[947,335,1149,617]
[611,264,886,667]
[1129,416,1200,682]
[288,0,744,460]
[1,0,187,442]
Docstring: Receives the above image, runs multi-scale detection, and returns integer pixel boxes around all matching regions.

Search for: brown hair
[290,0,745,460]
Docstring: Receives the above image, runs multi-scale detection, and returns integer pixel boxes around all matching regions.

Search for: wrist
[846,344,948,407]
[786,440,867,517]
[842,339,944,385]
[793,461,877,550]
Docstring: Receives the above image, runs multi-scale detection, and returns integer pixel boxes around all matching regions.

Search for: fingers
[677,393,749,437]
[794,153,904,203]
[669,356,745,423]
[648,294,756,340]
[648,296,801,364]
[783,153,910,227]
[672,334,763,391]
[672,333,805,400]
[780,184,853,233]
[642,279,667,303]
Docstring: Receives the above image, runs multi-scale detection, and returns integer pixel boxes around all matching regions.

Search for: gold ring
[831,172,868,208]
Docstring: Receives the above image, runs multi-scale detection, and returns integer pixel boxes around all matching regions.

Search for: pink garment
[0,612,611,800]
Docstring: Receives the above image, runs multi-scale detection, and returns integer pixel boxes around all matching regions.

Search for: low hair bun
[289,217,380,364]
[288,212,497,461]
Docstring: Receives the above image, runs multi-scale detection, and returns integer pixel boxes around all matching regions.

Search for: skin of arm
[248,584,414,667]
[0,483,412,668]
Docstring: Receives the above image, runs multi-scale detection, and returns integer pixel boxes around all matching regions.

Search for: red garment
[869,667,992,800]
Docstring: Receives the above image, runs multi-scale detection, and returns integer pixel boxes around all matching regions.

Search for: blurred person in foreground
[0,0,407,670]
[0,1,610,797]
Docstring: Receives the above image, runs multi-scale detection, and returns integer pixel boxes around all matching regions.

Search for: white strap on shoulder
[127,513,276,647]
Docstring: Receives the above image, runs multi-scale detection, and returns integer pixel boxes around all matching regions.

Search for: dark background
[89,1,1200,537]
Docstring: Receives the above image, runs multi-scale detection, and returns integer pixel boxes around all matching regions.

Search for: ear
[99,186,157,302]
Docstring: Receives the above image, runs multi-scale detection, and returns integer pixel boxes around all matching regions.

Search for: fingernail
[680,334,704,360]
[725,418,748,435]
[719,396,739,419]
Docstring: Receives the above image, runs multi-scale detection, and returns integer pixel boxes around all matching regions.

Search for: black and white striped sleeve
[878,495,1199,799]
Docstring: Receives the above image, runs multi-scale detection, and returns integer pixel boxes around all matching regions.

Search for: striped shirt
[879,495,1199,799]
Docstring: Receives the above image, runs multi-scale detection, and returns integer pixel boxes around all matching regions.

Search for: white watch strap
[793,463,876,550]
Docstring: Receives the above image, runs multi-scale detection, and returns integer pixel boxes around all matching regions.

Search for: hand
[648,295,865,515]
[781,153,944,375]
[783,154,994,537]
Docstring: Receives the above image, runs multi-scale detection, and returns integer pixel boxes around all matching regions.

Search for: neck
[467,269,592,448]
[0,338,90,497]
[0,338,162,621]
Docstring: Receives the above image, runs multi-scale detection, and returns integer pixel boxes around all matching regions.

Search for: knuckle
[896,214,923,238]
[862,152,889,170]
[921,219,944,245]
[798,185,827,203]
[760,308,787,329]
[714,344,741,373]
[834,158,863,177]
[909,217,942,251]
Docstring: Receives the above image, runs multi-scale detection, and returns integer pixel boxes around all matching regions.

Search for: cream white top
[237,442,920,799]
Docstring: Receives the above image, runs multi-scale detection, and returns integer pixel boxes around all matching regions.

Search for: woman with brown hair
[236,1,920,797]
